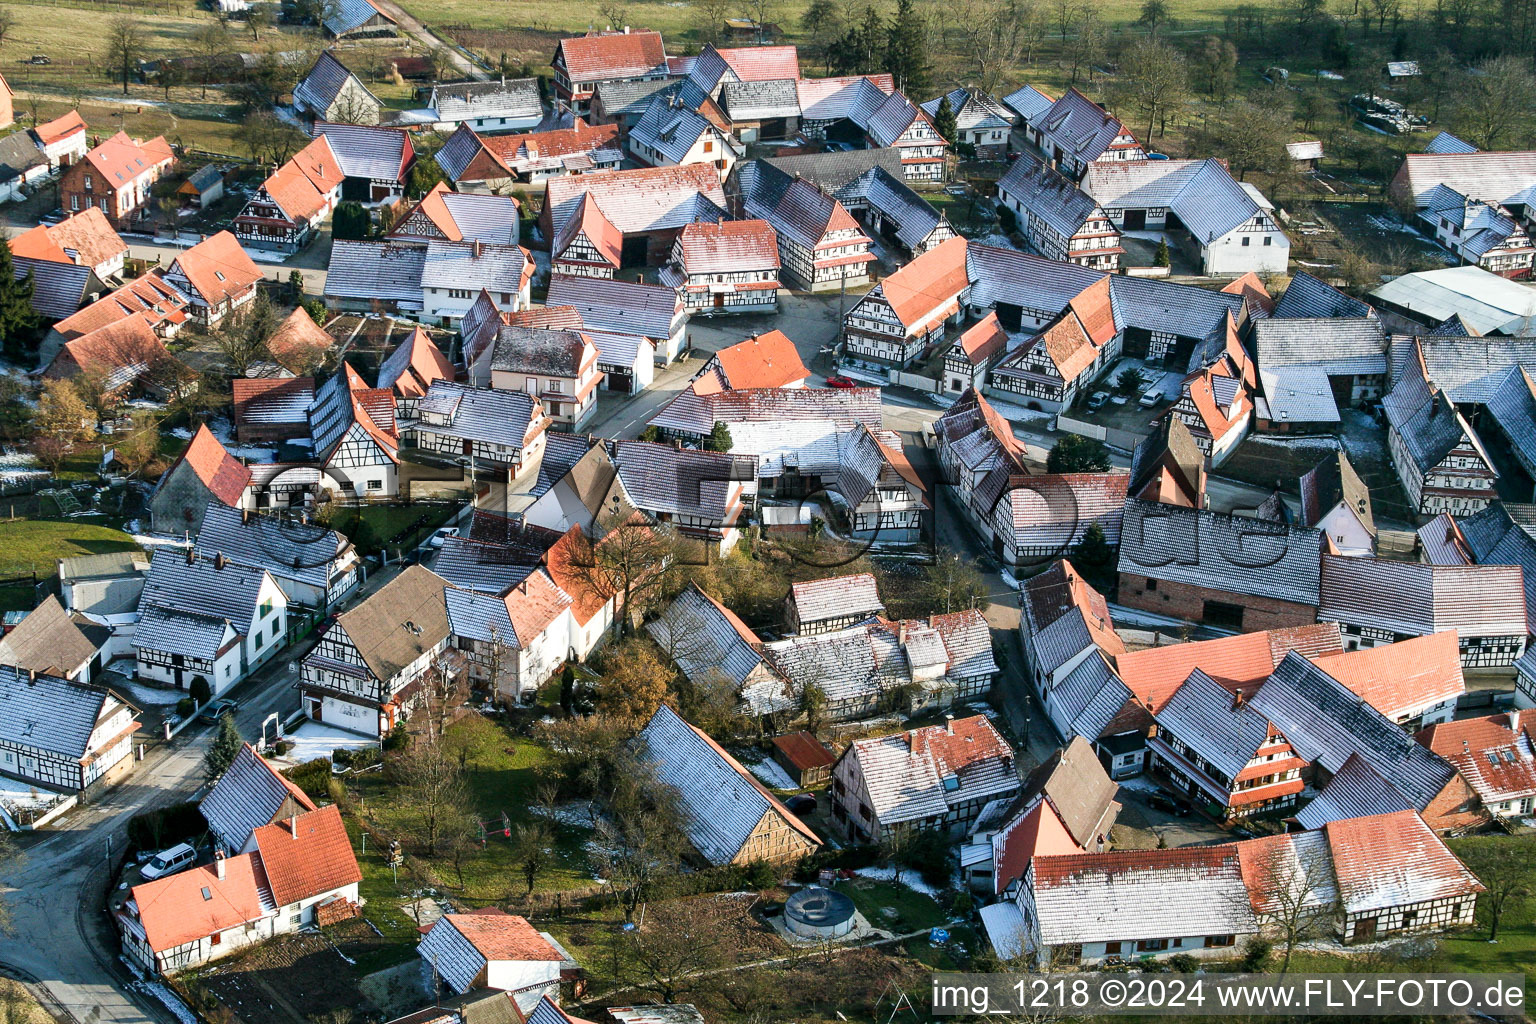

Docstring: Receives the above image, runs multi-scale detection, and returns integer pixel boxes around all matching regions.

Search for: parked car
[1085,391,1110,411]
[1145,793,1192,817]
[198,698,240,725]
[140,843,197,881]
[428,527,458,548]
[1138,388,1163,408]
[825,375,856,389]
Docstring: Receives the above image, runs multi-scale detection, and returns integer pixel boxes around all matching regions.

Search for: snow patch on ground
[529,801,603,830]
[1114,775,1162,795]
[972,233,1021,252]
[741,753,797,791]
[853,864,945,898]
[117,681,184,707]
[133,982,199,1024]
[0,775,66,810]
[1247,434,1341,454]
[277,720,377,764]
[999,568,1020,590]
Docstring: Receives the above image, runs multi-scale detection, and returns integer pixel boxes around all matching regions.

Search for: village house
[0,666,137,793]
[1390,151,1536,277]
[405,380,550,482]
[843,236,969,369]
[49,272,189,352]
[33,110,90,169]
[299,564,458,737]
[193,502,361,612]
[1167,349,1254,466]
[1418,709,1536,819]
[922,89,1014,159]
[831,716,1019,841]
[1252,318,1388,430]
[1128,414,1206,507]
[293,52,382,125]
[199,743,319,854]
[308,363,401,498]
[943,313,1010,394]
[979,471,1128,569]
[820,87,947,183]
[150,424,253,535]
[612,440,755,554]
[60,131,174,230]
[325,239,534,325]
[627,96,742,179]
[134,548,287,697]
[662,219,780,314]
[429,511,564,596]
[646,583,788,715]
[426,77,543,132]
[312,122,415,203]
[694,330,809,391]
[0,124,52,204]
[1309,631,1466,729]
[1298,452,1376,556]
[377,325,455,419]
[995,154,1123,271]
[251,306,334,378]
[785,573,884,635]
[986,277,1117,412]
[119,805,361,976]
[445,570,573,702]
[1118,499,1322,631]
[497,434,631,536]
[1023,88,1145,181]
[589,79,675,133]
[933,389,1031,512]
[442,121,623,188]
[552,30,670,113]
[649,378,879,443]
[739,173,874,293]
[1084,159,1289,276]
[795,73,893,137]
[636,705,821,866]
[763,608,998,722]
[1317,554,1527,668]
[417,910,573,1012]
[59,551,148,620]
[161,232,262,327]
[545,274,689,365]
[539,525,624,660]
[772,732,837,788]
[10,207,127,283]
[740,149,956,259]
[233,377,314,444]
[1419,501,1536,627]
[466,324,602,431]
[42,316,181,401]
[543,164,728,274]
[232,134,344,253]
[0,595,106,683]
[178,164,224,209]
[390,183,521,248]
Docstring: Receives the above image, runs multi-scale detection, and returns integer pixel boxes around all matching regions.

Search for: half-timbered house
[232,135,343,252]
[739,172,874,292]
[466,324,602,431]
[406,380,550,482]
[161,232,262,327]
[193,502,360,612]
[0,666,137,793]
[995,154,1123,271]
[308,363,400,498]
[552,30,670,114]
[785,573,884,635]
[843,235,968,369]
[662,219,780,314]
[444,571,573,701]
[986,277,1117,411]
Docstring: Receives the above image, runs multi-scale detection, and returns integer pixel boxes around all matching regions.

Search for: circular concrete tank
[784,886,857,939]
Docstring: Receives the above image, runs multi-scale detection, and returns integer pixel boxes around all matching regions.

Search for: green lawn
[834,878,947,934]
[342,503,457,555]
[0,520,141,583]
[1442,834,1536,1007]
[341,814,430,973]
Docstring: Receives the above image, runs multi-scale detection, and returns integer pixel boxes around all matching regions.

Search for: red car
[825,375,856,388]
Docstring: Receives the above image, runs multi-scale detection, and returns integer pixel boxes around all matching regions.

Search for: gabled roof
[444,570,571,649]
[795,74,895,121]
[1323,810,1483,914]
[332,564,451,682]
[1222,272,1275,318]
[33,110,88,147]
[646,582,767,692]
[0,128,48,184]
[636,705,819,865]
[1273,270,1375,319]
[1418,708,1536,807]
[169,232,262,308]
[552,193,621,270]
[991,796,1086,896]
[921,88,1013,132]
[1002,84,1054,122]
[295,52,378,115]
[262,306,333,374]
[251,804,361,907]
[629,98,728,166]
[158,424,252,507]
[1424,131,1478,155]
[1021,560,1124,667]
[1394,151,1536,207]
[0,594,105,677]
[1157,668,1302,801]
[82,130,173,190]
[544,275,682,340]
[1318,553,1526,638]
[419,910,563,996]
[674,219,779,276]
[998,153,1111,240]
[1299,451,1374,536]
[313,122,413,182]
[200,742,319,853]
[1310,632,1465,722]
[309,362,400,461]
[554,30,668,82]
[0,664,128,761]
[1036,88,1140,165]
[1015,734,1120,850]
[324,0,394,35]
[128,852,273,953]
[46,314,174,389]
[694,330,806,392]
[1114,623,1343,714]
[378,326,454,399]
[428,77,542,122]
[1085,158,1269,244]
[1253,317,1387,375]
[53,272,186,341]
[194,502,351,592]
[845,716,1015,826]
[12,208,126,271]
[873,235,969,329]
[393,182,521,245]
[548,163,727,237]
[1117,499,1322,606]
[12,253,91,319]
[789,573,883,626]
[1127,415,1205,507]
[483,119,621,176]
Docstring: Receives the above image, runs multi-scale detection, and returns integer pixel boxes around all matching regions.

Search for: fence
[888,370,942,393]
[1054,414,1143,453]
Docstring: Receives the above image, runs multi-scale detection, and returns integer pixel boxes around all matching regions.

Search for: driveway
[366,0,489,80]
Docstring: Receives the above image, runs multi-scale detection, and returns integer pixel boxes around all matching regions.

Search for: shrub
[1168,953,1199,973]
[176,697,195,718]
[284,758,333,799]
[274,740,294,756]
[1241,937,1272,971]
[383,727,410,752]
[737,859,778,889]
[126,801,205,854]
[997,204,1017,233]
[189,676,212,706]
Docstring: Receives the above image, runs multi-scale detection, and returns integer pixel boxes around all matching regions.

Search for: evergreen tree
[332,201,372,240]
[932,95,958,144]
[0,238,40,362]
[1071,522,1117,592]
[703,420,734,452]
[886,0,929,93]
[1154,238,1171,267]
[203,712,243,782]
[1047,434,1112,472]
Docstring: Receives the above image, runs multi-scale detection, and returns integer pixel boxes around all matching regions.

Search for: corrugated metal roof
[324,0,393,35]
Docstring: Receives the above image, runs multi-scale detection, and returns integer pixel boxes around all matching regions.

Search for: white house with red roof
[1310,631,1465,728]
[693,330,808,390]
[1418,708,1536,819]
[32,110,89,169]
[162,231,263,327]
[552,30,670,113]
[663,219,780,314]
[418,909,572,1010]
[118,805,360,975]
[9,207,127,282]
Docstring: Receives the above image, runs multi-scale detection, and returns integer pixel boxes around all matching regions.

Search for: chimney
[944,713,954,734]
[1509,709,1521,734]
[242,507,250,525]
[897,620,908,646]
[214,552,226,571]
[1232,688,1245,709]
[185,546,195,566]
[291,813,299,838]
[214,849,226,880]
[473,239,483,259]
[26,669,35,687]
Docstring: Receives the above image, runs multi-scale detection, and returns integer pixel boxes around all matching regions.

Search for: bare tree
[247,3,275,42]
[105,17,145,97]
[1245,837,1339,974]
[622,897,734,1003]
[954,0,1041,93]
[0,10,15,47]
[1062,8,1106,84]
[690,0,734,45]
[1454,837,1533,942]
[589,753,686,922]
[597,0,630,29]
[1454,55,1536,151]
[214,290,278,376]
[512,820,554,895]
[191,21,232,100]
[392,734,472,855]
[567,510,675,636]
[1113,38,1189,140]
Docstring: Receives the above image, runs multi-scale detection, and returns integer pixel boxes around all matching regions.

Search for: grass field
[0,519,141,578]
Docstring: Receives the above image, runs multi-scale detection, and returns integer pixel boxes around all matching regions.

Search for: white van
[141,843,197,880]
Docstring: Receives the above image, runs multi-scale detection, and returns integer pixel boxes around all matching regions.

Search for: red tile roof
[1221,271,1275,316]
[52,272,187,341]
[264,307,335,372]
[908,715,1012,774]
[1114,623,1343,712]
[41,207,127,271]
[699,330,808,391]
[485,119,620,164]
[718,44,800,81]
[234,376,313,425]
[1417,708,1536,807]
[172,231,262,307]
[1023,560,1124,657]
[8,223,71,264]
[441,909,564,961]
[879,235,969,330]
[503,570,574,647]
[1310,632,1465,721]
[504,304,586,331]
[251,805,361,909]
[129,853,270,952]
[46,315,172,382]
[1032,844,1235,888]
[1067,277,1116,347]
[771,730,836,772]
[84,131,174,189]
[675,218,779,275]
[993,798,1082,894]
[381,326,454,399]
[554,192,622,269]
[957,312,1008,364]
[556,30,667,81]
[33,110,87,146]
[541,526,617,626]
[168,423,253,506]
[259,135,343,223]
